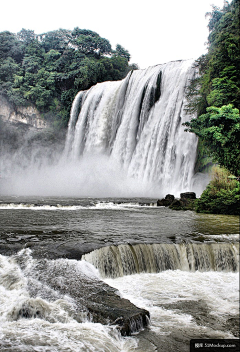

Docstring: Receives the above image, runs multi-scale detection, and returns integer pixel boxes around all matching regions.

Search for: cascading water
[64,59,201,197]
[82,243,239,278]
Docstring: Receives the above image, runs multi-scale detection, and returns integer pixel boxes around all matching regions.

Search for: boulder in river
[157,194,175,206]
[180,192,196,200]
[24,256,150,336]
[157,192,196,210]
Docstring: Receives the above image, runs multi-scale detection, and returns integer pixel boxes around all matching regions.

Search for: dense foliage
[185,0,240,176]
[185,104,240,176]
[184,0,240,214]
[0,28,137,126]
[195,166,240,215]
[186,0,240,115]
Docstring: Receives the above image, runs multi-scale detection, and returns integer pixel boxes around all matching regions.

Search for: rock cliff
[0,94,47,129]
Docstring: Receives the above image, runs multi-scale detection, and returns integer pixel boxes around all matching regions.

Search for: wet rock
[161,299,239,338]
[16,304,43,320]
[224,317,240,337]
[169,199,182,209]
[157,192,196,210]
[137,299,240,351]
[29,258,150,336]
[165,194,175,202]
[169,197,196,211]
[86,286,150,335]
[180,192,196,200]
[157,194,175,206]
[157,198,172,206]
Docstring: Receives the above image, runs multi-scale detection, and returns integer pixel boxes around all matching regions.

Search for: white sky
[1,0,225,69]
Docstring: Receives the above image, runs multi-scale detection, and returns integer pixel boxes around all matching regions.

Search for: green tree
[185,0,240,177]
[184,104,240,176]
[194,166,240,215]
[17,29,35,44]
[0,31,23,63]
[186,0,240,115]
[0,27,138,126]
[71,28,112,57]
[40,29,70,53]
[115,44,131,61]
[0,57,21,102]
[0,32,24,104]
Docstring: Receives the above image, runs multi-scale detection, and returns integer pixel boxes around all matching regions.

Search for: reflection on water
[194,212,240,236]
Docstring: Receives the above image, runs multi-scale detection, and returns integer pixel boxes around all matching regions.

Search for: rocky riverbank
[157,192,197,210]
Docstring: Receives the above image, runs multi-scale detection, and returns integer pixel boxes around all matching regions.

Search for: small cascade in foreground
[64,60,202,197]
[82,243,239,278]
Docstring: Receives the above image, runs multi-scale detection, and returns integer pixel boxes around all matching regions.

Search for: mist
[1,148,209,199]
[0,121,159,198]
[0,116,210,199]
[1,155,160,198]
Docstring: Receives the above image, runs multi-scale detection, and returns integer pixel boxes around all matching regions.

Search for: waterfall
[82,243,239,278]
[64,60,201,197]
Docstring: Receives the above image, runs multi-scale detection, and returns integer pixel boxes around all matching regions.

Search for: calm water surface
[0,196,239,258]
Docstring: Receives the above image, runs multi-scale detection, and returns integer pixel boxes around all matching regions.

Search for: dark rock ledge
[86,283,150,335]
[157,192,196,210]
[16,259,150,336]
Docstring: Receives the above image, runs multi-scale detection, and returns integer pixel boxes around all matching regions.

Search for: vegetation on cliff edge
[185,0,240,214]
[0,28,138,127]
[195,166,240,215]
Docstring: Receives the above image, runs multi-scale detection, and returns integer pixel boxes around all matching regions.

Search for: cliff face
[0,95,47,129]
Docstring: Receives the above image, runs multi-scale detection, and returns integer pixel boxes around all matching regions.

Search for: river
[0,196,239,351]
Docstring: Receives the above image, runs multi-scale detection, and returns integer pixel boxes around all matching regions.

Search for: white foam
[105,270,239,337]
[94,201,144,210]
[0,252,138,351]
[203,234,239,241]
[0,318,138,352]
[0,203,85,211]
[0,201,148,211]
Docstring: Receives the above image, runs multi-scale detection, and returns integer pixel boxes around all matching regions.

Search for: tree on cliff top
[0,27,138,127]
